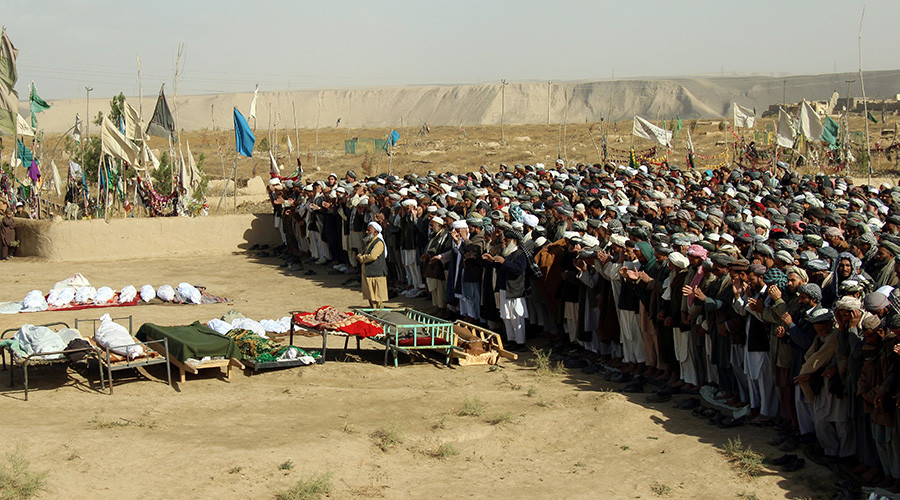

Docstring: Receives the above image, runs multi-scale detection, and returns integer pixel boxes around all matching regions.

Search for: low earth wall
[14,213,281,262]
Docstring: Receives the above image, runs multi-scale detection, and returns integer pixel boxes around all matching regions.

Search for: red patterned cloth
[293,306,383,338]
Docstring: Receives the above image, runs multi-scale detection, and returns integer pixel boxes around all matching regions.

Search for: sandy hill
[30,70,900,134]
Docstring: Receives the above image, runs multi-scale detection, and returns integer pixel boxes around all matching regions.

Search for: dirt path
[0,254,831,499]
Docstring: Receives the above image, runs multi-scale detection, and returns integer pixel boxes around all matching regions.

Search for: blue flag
[234,107,255,157]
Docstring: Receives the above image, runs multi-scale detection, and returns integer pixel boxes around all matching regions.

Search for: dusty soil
[0,252,833,499]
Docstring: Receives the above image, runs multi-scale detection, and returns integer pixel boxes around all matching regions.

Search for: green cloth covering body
[137,321,241,363]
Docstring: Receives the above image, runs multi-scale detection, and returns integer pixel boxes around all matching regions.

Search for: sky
[1,0,898,100]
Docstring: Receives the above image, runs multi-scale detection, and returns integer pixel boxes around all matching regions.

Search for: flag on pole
[49,159,62,196]
[29,82,49,127]
[799,101,823,142]
[16,139,33,164]
[287,135,294,154]
[140,144,160,172]
[822,116,840,147]
[776,108,795,148]
[732,103,756,128]
[15,113,34,137]
[686,126,695,153]
[0,83,18,135]
[145,85,176,139]
[101,115,139,165]
[673,116,683,141]
[27,160,40,185]
[73,114,82,143]
[122,101,141,140]
[248,84,259,126]
[234,107,255,157]
[185,140,201,190]
[269,150,281,176]
[632,115,672,146]
[0,30,18,91]
[867,111,878,124]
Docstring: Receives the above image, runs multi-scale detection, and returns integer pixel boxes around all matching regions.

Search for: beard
[501,240,518,257]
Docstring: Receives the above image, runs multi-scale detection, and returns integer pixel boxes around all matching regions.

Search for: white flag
[287,135,294,154]
[73,114,81,143]
[101,116,138,165]
[16,112,33,137]
[732,103,756,128]
[686,126,695,153]
[799,100,823,142]
[49,159,62,196]
[140,145,160,172]
[69,160,83,180]
[248,84,259,123]
[776,108,795,148]
[185,140,202,190]
[269,150,281,176]
[632,116,672,146]
[123,101,141,140]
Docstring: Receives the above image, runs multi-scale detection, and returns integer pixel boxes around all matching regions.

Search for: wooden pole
[547,80,551,125]
[562,88,569,166]
[292,101,299,158]
[500,79,507,144]
[858,6,872,185]
[212,104,228,215]
[314,92,320,170]
[172,44,186,205]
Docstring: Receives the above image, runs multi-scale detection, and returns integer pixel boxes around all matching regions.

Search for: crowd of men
[267,159,900,491]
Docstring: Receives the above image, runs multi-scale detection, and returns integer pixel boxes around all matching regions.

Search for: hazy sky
[2,0,897,100]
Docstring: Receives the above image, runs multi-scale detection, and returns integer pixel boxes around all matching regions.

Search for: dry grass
[722,436,764,478]
[650,481,672,496]
[486,411,516,426]
[529,348,565,377]
[0,445,47,500]
[89,413,158,430]
[459,396,485,417]
[274,472,333,500]
[371,422,404,452]
[429,442,460,460]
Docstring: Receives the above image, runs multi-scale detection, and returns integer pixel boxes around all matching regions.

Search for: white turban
[752,216,771,229]
[368,221,385,246]
[451,220,467,229]
[669,252,689,269]
[401,199,417,207]
[431,216,444,225]
[609,234,628,247]
[522,213,539,228]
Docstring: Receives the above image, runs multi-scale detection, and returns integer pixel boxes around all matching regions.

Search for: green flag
[0,30,17,91]
[867,111,878,124]
[29,82,49,127]
[674,115,683,141]
[16,138,33,164]
[822,116,839,146]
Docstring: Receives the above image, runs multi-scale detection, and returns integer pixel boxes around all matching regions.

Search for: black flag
[145,85,176,139]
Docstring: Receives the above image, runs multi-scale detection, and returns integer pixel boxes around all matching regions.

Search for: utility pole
[500,79,508,144]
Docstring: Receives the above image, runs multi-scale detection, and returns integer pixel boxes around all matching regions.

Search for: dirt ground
[0,251,836,499]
